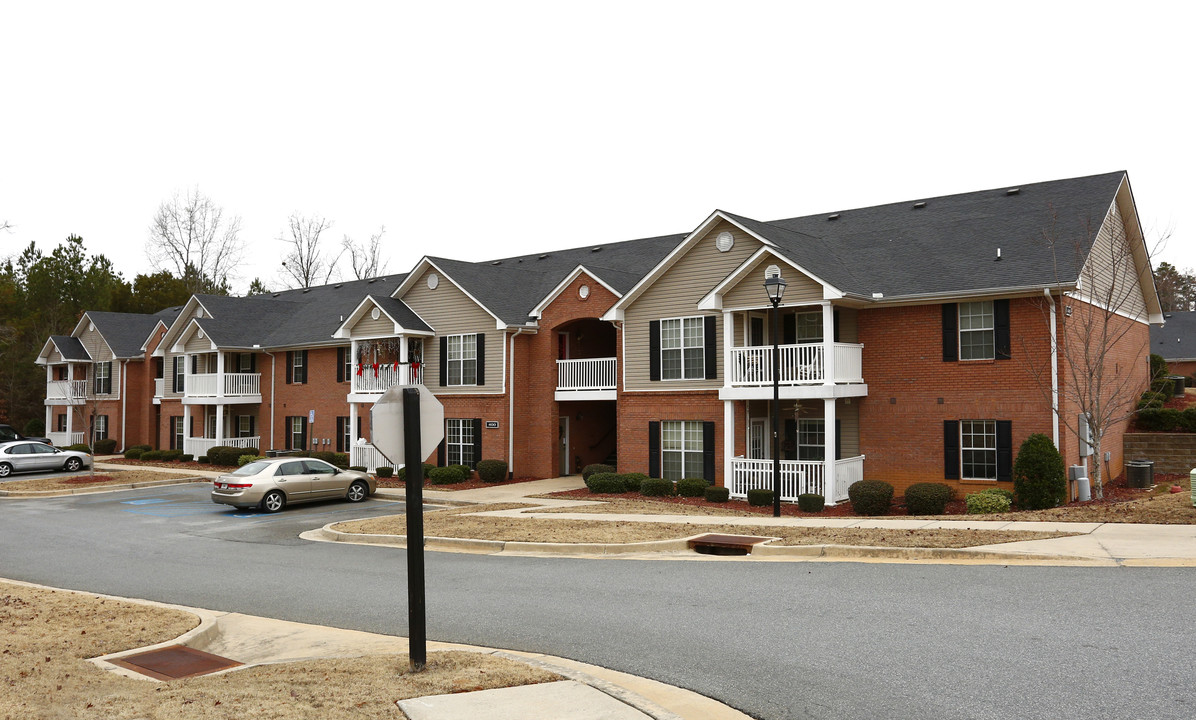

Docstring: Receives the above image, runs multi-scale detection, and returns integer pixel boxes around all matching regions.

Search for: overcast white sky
[3,1,1193,295]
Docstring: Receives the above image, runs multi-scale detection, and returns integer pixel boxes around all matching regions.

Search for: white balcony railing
[184,435,261,458]
[184,373,261,397]
[47,431,85,447]
[728,455,864,505]
[352,363,423,394]
[46,380,88,404]
[727,343,863,386]
[351,442,401,473]
[556,357,617,391]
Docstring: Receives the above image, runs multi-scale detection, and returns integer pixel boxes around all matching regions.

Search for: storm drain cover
[111,645,242,680]
[688,533,777,556]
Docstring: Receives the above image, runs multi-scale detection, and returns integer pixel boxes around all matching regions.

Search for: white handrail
[556,358,617,391]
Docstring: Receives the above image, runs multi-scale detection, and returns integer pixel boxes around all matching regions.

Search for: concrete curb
[750,541,1100,563]
[308,524,693,556]
[0,477,210,498]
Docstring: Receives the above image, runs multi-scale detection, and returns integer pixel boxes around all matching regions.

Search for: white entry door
[559,416,570,475]
[749,419,768,459]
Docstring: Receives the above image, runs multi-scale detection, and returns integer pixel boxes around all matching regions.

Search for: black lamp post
[763,274,787,517]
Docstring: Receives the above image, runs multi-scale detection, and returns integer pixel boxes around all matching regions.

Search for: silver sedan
[0,441,92,477]
[211,457,377,512]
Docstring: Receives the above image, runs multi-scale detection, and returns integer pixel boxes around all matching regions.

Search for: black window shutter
[440,337,448,386]
[472,418,482,468]
[994,299,1011,360]
[783,313,796,345]
[249,353,257,373]
[285,351,293,384]
[833,309,841,343]
[299,417,307,450]
[835,418,842,460]
[996,420,1013,482]
[702,421,715,481]
[943,420,960,480]
[103,364,112,394]
[191,355,197,374]
[437,437,446,466]
[648,421,660,478]
[249,415,256,438]
[284,417,292,450]
[189,415,194,438]
[942,304,958,362]
[649,321,661,381]
[336,347,345,383]
[703,316,717,380]
[299,350,308,383]
[172,357,180,392]
[336,417,344,452]
[357,417,362,440]
[784,419,796,461]
[475,334,485,385]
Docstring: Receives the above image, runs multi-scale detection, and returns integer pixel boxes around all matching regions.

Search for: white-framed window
[797,419,824,461]
[55,414,66,432]
[93,361,112,394]
[661,317,704,380]
[237,353,254,373]
[795,312,823,343]
[172,416,184,450]
[206,414,217,439]
[446,334,477,386]
[289,416,306,450]
[94,414,108,441]
[446,418,474,466]
[959,301,995,361]
[237,416,254,438]
[173,356,185,393]
[961,420,997,480]
[661,420,703,480]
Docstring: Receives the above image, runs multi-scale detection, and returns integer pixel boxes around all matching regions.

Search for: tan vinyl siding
[184,332,213,354]
[624,221,760,391]
[837,400,860,457]
[350,307,398,337]
[721,255,824,309]
[1080,202,1148,321]
[46,348,62,363]
[835,307,858,343]
[76,326,113,362]
[400,268,503,393]
[164,352,183,397]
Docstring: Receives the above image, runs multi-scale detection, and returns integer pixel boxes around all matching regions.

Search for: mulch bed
[60,475,118,485]
[377,477,540,491]
[102,459,224,471]
[548,472,1187,518]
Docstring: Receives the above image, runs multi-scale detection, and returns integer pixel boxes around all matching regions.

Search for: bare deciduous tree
[279,213,341,289]
[341,225,389,280]
[1023,209,1165,499]
[147,188,244,294]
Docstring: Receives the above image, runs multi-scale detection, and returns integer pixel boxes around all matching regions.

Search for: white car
[0,441,92,477]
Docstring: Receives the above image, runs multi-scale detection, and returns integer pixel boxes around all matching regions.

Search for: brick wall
[618,391,725,479]
[1123,434,1196,474]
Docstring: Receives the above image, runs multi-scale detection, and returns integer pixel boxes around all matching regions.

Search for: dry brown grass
[0,470,200,493]
[965,487,1196,524]
[0,581,557,720]
[333,504,1075,548]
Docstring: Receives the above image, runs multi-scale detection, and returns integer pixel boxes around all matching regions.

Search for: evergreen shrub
[375,467,394,478]
[476,459,508,483]
[747,488,773,507]
[966,492,1011,514]
[428,466,465,485]
[703,486,730,503]
[640,478,675,497]
[619,472,648,493]
[676,478,708,497]
[797,493,825,513]
[1012,433,1066,510]
[848,480,894,516]
[904,483,953,515]
[93,438,117,455]
[586,472,624,493]
[582,463,616,480]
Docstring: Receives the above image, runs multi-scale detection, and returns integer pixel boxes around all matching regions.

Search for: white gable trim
[138,320,171,353]
[529,265,623,319]
[602,210,777,322]
[170,319,217,354]
[392,257,507,329]
[154,296,210,357]
[332,295,436,339]
[697,246,845,311]
[69,312,117,359]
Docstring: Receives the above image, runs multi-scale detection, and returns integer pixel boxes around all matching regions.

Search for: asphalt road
[2,484,1193,719]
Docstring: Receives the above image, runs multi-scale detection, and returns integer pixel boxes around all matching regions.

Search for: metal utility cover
[110,645,242,680]
[370,384,444,463]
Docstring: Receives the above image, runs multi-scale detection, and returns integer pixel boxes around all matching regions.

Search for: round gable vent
[427,273,439,290]
[197,328,204,339]
[716,231,734,252]
[765,264,782,280]
[370,307,381,320]
[579,285,590,300]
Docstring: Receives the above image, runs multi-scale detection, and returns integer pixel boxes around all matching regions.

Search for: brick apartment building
[36,171,1162,503]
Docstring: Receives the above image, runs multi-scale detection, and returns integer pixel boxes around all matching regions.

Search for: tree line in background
[1154,262,1196,312]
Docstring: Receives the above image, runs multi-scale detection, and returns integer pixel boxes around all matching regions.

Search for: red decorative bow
[372,362,379,378]
[356,363,363,376]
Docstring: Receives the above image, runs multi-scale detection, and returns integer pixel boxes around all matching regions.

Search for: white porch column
[824,398,837,499]
[45,406,51,434]
[723,400,735,486]
[398,335,409,384]
[821,301,834,386]
[349,401,359,444]
[183,405,192,446]
[216,351,225,398]
[215,404,225,443]
[350,340,358,391]
[722,311,734,389]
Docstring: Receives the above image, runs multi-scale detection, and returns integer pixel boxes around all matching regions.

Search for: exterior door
[558,416,569,475]
[749,419,768,459]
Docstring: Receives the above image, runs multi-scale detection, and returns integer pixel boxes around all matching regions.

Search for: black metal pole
[771,298,782,518]
[402,387,427,671]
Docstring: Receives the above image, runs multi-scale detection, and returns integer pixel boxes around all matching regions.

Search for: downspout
[1045,289,1059,448]
[508,328,525,479]
[120,359,128,452]
[263,350,276,450]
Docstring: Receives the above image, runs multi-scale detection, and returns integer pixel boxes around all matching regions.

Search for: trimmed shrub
[207,445,260,466]
[375,466,394,478]
[1179,407,1196,433]
[1012,433,1067,510]
[582,463,616,480]
[428,466,466,485]
[23,418,46,437]
[124,448,145,460]
[397,463,435,481]
[904,482,953,516]
[238,454,265,466]
[67,443,91,452]
[848,480,894,516]
[1137,390,1165,411]
[197,456,210,464]
[1150,352,1169,381]
[747,488,773,507]
[981,487,1014,504]
[179,454,194,463]
[640,478,675,497]
[966,491,1012,514]
[476,459,508,483]
[797,493,825,513]
[349,465,367,472]
[587,472,625,493]
[619,473,648,493]
[309,451,349,469]
[1137,408,1181,432]
[677,478,708,497]
[161,449,183,461]
[704,485,730,503]
[142,450,166,461]
[93,438,117,455]
[450,464,473,481]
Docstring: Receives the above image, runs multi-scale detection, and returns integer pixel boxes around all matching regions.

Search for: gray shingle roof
[49,335,91,361]
[85,312,168,358]
[368,295,432,333]
[1151,311,1196,361]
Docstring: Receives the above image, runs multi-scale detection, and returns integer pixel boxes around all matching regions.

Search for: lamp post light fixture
[763,274,787,517]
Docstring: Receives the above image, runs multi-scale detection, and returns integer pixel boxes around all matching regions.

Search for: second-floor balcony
[722,343,866,399]
[184,372,261,403]
[351,362,423,396]
[46,380,88,405]
[556,357,617,401]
